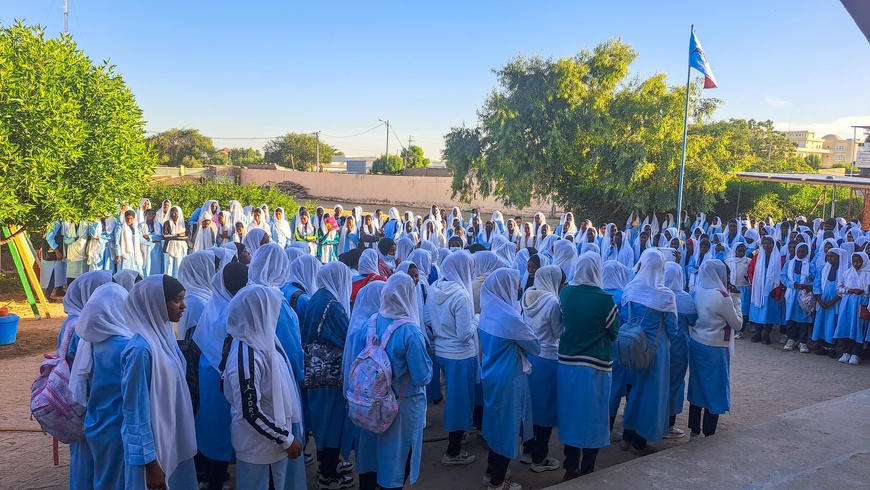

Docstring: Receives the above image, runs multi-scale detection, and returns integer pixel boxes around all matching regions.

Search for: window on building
[834,145,846,151]
[833,155,845,161]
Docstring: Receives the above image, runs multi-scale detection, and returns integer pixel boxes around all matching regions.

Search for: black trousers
[563,446,599,474]
[521,425,553,464]
[473,404,484,430]
[194,452,229,490]
[359,450,412,490]
[318,445,340,478]
[688,404,719,436]
[787,321,810,343]
[446,430,464,457]
[486,450,511,486]
[622,429,647,450]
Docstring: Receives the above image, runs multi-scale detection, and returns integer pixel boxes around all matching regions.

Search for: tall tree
[228,147,264,166]
[442,39,727,220]
[264,133,338,171]
[0,22,154,231]
[401,145,430,169]
[147,128,216,168]
[371,154,404,175]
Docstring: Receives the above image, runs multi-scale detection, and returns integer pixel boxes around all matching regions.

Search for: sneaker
[442,450,476,466]
[562,469,583,481]
[482,469,511,486]
[733,331,743,340]
[519,453,533,464]
[850,355,860,366]
[815,347,829,356]
[762,334,771,345]
[799,343,810,353]
[689,431,704,440]
[316,474,355,490]
[530,456,560,473]
[304,453,314,467]
[336,460,353,475]
[663,426,685,439]
[610,430,623,442]
[779,335,788,345]
[839,353,851,363]
[750,333,762,343]
[461,431,470,445]
[487,480,522,490]
[783,339,795,351]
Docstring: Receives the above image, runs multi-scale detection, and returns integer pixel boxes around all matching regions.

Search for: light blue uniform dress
[621,302,676,444]
[834,289,868,343]
[812,265,840,343]
[114,223,144,275]
[194,308,235,464]
[140,221,163,277]
[347,315,433,488]
[39,222,66,289]
[58,317,93,490]
[687,339,731,414]
[84,335,130,490]
[479,330,541,459]
[87,221,108,272]
[669,293,697,419]
[281,283,312,319]
[121,337,198,490]
[605,289,633,417]
[781,259,815,323]
[749,256,784,326]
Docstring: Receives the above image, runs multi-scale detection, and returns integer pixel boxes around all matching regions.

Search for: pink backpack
[30,324,86,443]
[346,318,409,434]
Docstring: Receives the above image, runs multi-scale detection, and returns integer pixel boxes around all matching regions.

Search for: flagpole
[676,24,694,236]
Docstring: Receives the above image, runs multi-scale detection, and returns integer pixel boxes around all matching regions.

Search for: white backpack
[30,325,86,443]
[345,318,409,434]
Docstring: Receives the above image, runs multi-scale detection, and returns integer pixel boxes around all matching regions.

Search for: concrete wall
[239,168,556,215]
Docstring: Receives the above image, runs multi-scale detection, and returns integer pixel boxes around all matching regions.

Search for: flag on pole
[689,29,717,89]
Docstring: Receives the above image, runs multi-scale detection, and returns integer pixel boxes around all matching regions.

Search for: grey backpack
[614,304,663,371]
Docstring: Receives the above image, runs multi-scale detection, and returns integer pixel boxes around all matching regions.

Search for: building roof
[735,172,870,189]
[821,134,844,140]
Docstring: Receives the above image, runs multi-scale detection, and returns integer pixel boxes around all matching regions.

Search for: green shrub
[147,181,301,217]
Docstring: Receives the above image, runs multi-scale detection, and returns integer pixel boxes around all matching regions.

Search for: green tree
[0,22,154,232]
[264,133,338,171]
[804,154,821,169]
[401,145,430,169]
[371,154,404,175]
[228,147,263,166]
[443,39,725,222]
[147,128,215,168]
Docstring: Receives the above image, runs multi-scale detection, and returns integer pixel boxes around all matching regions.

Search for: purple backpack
[346,318,409,434]
[30,325,86,443]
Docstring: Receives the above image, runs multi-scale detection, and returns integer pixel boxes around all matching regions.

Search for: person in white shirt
[687,260,743,438]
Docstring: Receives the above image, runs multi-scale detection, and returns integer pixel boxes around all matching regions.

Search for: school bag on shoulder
[346,317,410,434]
[614,304,664,372]
[30,324,86,444]
[302,300,344,389]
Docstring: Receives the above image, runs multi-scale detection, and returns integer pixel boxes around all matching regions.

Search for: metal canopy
[734,172,870,190]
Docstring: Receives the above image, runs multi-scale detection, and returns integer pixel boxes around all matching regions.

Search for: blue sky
[2,1,868,159]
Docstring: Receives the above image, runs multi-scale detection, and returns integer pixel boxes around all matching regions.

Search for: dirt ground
[2,297,869,490]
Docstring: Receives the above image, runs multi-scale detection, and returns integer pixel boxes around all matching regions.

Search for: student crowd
[42,200,869,490]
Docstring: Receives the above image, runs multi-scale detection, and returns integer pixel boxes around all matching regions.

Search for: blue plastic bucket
[0,314,20,345]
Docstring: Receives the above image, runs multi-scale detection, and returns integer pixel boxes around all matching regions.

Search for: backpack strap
[289,290,303,310]
[650,312,665,351]
[59,321,77,359]
[315,300,337,341]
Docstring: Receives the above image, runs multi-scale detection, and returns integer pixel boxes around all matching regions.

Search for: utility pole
[378,119,389,166]
[313,131,320,172]
[63,0,69,34]
[406,135,414,170]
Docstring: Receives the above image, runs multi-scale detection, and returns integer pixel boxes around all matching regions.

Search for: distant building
[332,155,376,174]
[785,130,864,167]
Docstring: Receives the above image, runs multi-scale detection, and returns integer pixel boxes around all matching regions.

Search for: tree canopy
[264,133,339,171]
[371,154,404,175]
[147,128,216,168]
[0,22,154,231]
[228,147,264,166]
[402,145,430,169]
[441,39,838,223]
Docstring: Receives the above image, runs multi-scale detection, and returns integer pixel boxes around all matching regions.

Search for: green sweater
[558,285,620,371]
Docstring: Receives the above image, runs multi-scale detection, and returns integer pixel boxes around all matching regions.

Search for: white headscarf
[840,252,870,291]
[440,250,475,297]
[474,251,504,278]
[348,281,385,335]
[821,248,850,288]
[194,262,247,369]
[164,206,187,259]
[155,200,171,227]
[524,265,563,303]
[380,272,420,329]
[226,285,301,425]
[407,249,432,279]
[178,251,214,303]
[193,211,217,252]
[69,283,131,405]
[113,269,142,292]
[124,275,197,479]
[622,248,677,315]
[249,243,291,288]
[478,269,537,373]
[358,248,381,277]
[784,242,811,305]
[284,246,306,264]
[317,261,352,315]
[552,239,579,283]
[601,261,631,291]
[751,238,783,308]
[571,252,602,288]
[63,270,113,317]
[273,207,294,242]
[287,254,321,295]
[396,237,415,262]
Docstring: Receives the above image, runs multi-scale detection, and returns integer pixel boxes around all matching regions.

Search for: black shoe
[761,334,771,345]
[828,348,839,359]
[814,347,829,356]
[750,333,762,343]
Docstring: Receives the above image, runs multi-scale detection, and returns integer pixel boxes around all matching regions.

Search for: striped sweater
[558,285,620,371]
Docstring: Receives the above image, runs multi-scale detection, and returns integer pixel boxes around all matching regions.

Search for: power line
[144,123,390,142]
[321,123,385,139]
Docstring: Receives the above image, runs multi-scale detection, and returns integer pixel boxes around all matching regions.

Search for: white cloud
[764,96,792,108]
[774,115,870,139]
